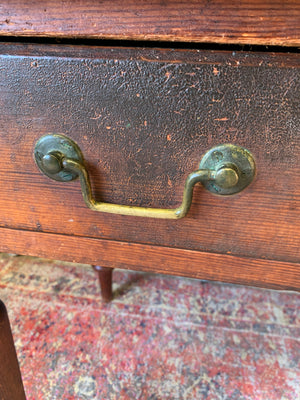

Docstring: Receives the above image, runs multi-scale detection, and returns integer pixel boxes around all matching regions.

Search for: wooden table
[0,1,299,296]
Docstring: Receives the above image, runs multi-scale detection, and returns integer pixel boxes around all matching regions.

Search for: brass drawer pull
[34,134,255,219]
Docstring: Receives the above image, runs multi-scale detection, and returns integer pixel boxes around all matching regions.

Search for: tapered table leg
[0,300,26,400]
[93,266,114,302]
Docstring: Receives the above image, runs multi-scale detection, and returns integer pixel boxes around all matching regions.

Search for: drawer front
[0,44,299,266]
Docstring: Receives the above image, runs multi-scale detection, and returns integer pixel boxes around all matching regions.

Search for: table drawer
[0,43,299,288]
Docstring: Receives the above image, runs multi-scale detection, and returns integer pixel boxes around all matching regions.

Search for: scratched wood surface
[0,43,299,273]
[0,0,299,47]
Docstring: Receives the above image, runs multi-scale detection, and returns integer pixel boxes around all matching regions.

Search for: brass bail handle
[34,134,256,219]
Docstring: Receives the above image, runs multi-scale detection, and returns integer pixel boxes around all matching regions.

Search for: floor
[0,253,299,400]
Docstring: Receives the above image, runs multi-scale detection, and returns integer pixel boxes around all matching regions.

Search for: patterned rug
[0,253,299,400]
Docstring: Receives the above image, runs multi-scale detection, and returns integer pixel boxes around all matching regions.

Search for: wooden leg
[93,266,114,302]
[0,300,26,400]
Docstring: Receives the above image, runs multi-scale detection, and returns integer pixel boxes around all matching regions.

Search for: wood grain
[0,44,299,266]
[0,227,299,291]
[0,1,299,46]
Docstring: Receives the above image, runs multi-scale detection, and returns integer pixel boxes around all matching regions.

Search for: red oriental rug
[0,253,299,399]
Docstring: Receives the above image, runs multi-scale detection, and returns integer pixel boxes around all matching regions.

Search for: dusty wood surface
[0,1,299,46]
[0,44,299,267]
[0,227,299,291]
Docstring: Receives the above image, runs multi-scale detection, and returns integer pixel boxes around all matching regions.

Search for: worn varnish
[0,43,299,289]
[0,0,299,47]
[0,228,299,291]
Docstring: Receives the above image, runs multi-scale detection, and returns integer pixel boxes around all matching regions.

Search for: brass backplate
[199,144,256,195]
[34,134,83,182]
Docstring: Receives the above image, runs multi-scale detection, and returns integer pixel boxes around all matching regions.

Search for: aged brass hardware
[34,134,255,219]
